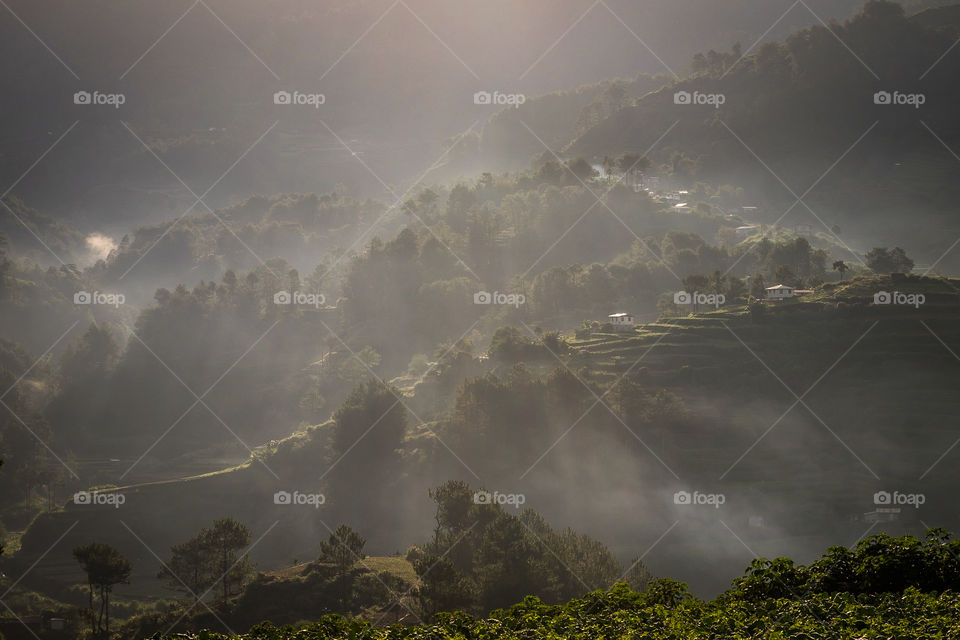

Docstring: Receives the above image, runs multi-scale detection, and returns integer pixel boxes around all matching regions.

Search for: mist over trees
[2,0,960,637]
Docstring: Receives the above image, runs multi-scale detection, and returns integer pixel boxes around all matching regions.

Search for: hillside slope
[8,275,960,598]
[565,2,960,263]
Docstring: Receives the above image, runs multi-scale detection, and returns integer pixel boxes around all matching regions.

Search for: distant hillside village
[606,283,809,327]
[603,271,937,333]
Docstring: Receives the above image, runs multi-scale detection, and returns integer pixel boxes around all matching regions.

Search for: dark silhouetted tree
[73,542,131,635]
[832,260,848,280]
[200,518,252,601]
[318,524,366,575]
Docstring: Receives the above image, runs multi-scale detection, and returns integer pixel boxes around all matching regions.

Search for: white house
[608,312,636,331]
[765,284,796,299]
[735,225,759,240]
[765,284,812,300]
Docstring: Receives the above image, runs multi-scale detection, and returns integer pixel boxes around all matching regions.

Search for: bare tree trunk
[221,548,228,601]
[88,580,95,632]
[98,585,106,635]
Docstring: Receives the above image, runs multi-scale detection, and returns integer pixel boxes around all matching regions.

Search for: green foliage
[152,529,960,640]
[643,578,694,607]
[150,585,960,640]
[729,528,960,600]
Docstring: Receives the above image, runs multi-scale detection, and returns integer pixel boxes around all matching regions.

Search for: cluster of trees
[317,525,366,575]
[44,257,391,462]
[866,246,915,274]
[68,511,960,636]
[481,74,671,168]
[159,518,254,602]
[410,480,651,616]
[336,171,677,363]
[77,520,374,637]
[323,380,408,532]
[70,519,257,635]
[0,339,69,512]
[729,528,960,600]
[432,362,687,482]
[528,234,838,319]
[572,0,960,242]
[0,199,85,264]
[95,192,385,287]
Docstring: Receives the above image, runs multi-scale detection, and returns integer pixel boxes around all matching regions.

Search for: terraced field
[555,276,960,540]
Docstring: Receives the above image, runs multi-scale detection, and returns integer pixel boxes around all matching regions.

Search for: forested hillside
[562,2,960,260]
[2,1,960,637]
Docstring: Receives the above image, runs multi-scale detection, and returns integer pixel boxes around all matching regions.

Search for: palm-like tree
[832,260,848,281]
